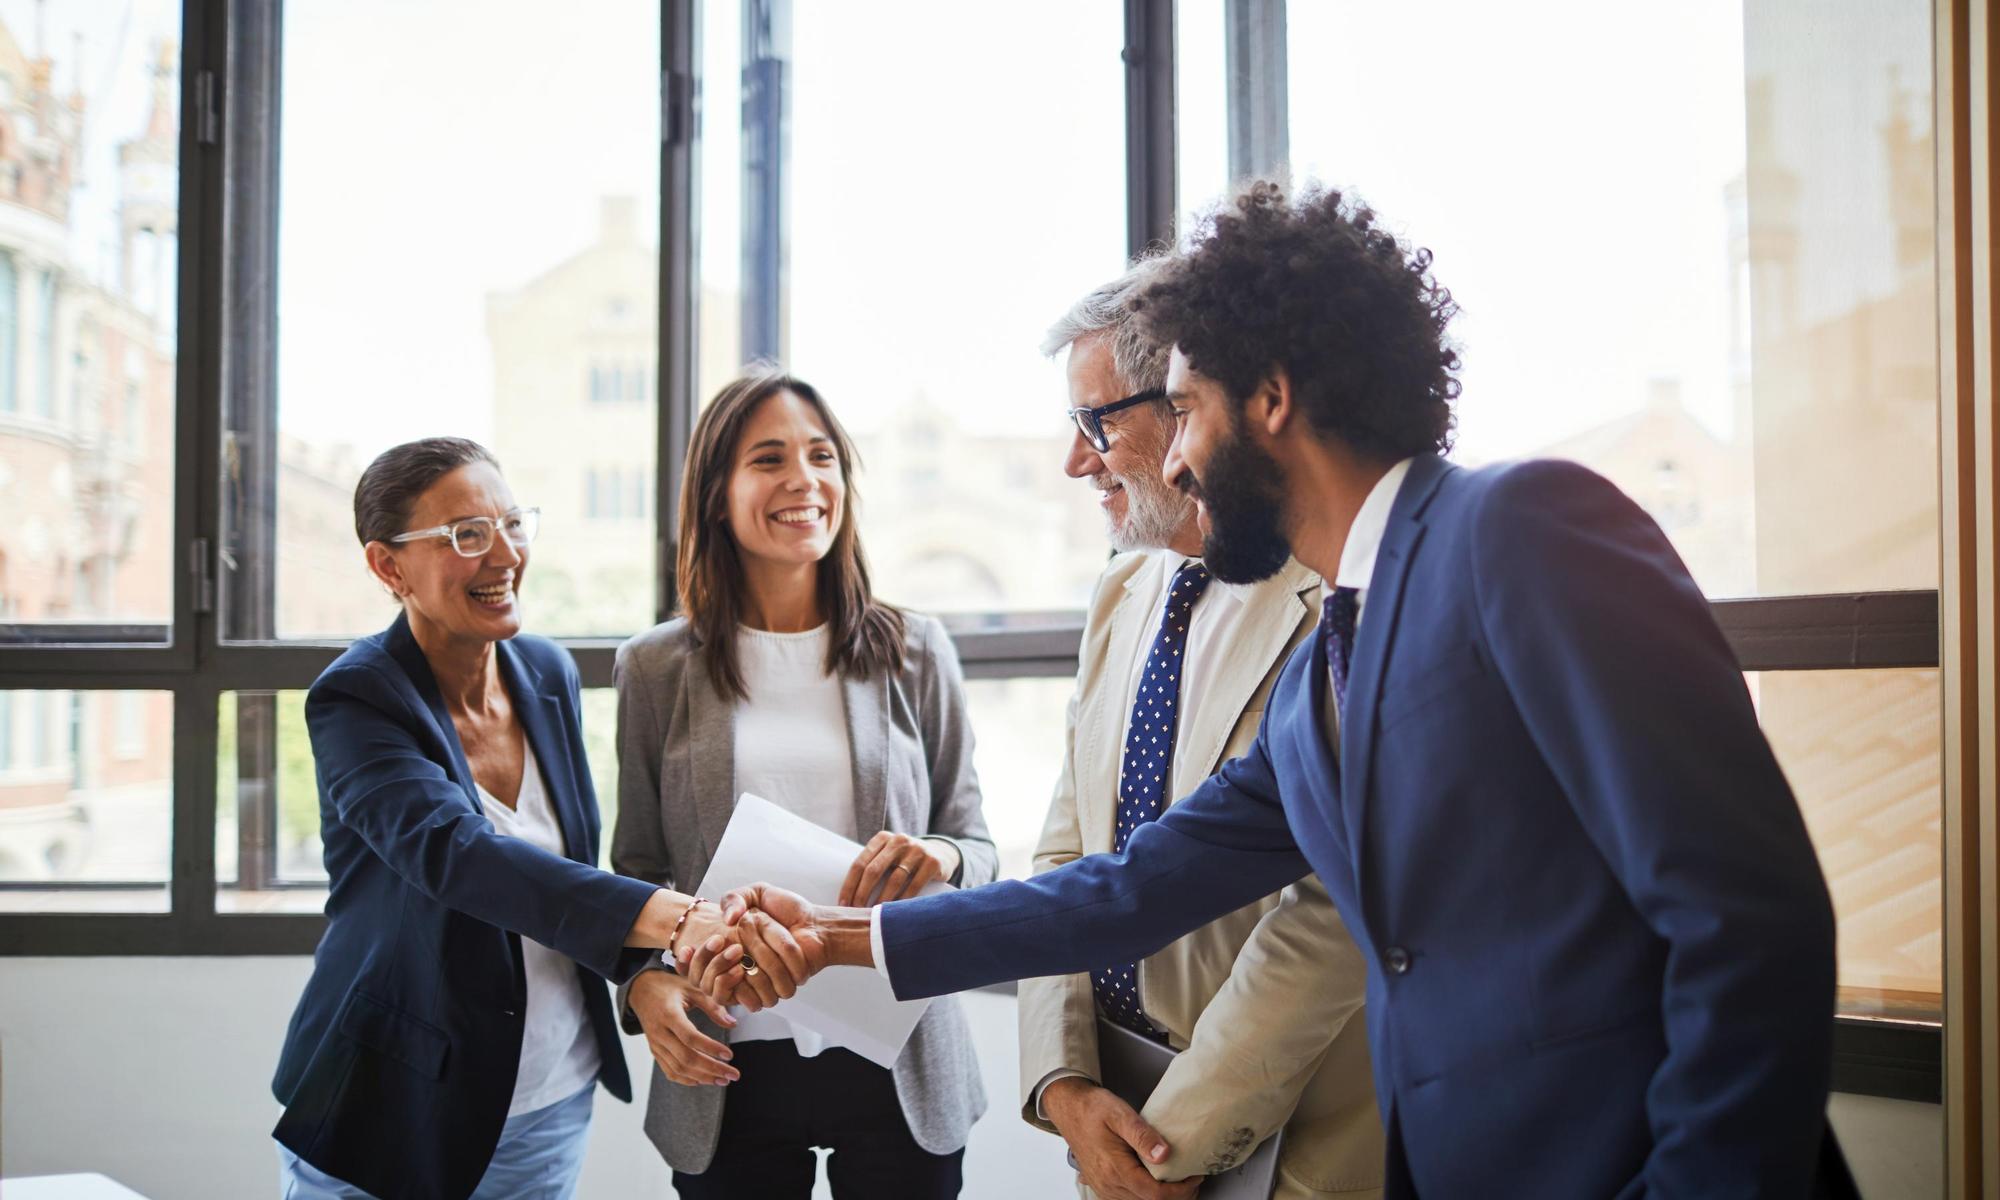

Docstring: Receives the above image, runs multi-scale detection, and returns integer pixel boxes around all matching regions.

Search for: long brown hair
[676,367,905,701]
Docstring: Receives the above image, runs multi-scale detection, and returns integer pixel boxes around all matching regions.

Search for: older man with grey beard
[1017,258,1384,1200]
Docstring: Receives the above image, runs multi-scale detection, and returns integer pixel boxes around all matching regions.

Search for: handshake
[630,830,953,1087]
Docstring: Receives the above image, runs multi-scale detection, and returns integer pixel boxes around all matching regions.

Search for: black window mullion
[215,0,285,894]
[658,0,697,625]
[1125,0,1177,257]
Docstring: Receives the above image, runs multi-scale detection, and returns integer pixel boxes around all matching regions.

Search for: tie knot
[1169,560,1213,604]
[1322,585,1359,631]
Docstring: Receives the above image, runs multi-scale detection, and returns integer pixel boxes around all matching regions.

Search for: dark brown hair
[677,367,904,701]
[1135,181,1459,459]
[353,437,499,546]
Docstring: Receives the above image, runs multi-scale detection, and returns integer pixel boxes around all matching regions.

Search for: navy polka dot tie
[1091,559,1212,1040]
[1321,586,1360,715]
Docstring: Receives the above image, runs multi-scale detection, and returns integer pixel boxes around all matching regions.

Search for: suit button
[1384,947,1412,975]
[502,1008,519,1017]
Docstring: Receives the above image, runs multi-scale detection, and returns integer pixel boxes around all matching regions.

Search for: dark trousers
[670,1039,964,1200]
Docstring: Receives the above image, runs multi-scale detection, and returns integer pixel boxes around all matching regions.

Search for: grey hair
[1040,254,1174,392]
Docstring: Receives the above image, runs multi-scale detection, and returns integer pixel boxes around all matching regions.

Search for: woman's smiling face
[373,461,530,644]
[724,388,846,572]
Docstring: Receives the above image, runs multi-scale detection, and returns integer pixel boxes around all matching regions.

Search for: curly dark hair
[1135,181,1459,458]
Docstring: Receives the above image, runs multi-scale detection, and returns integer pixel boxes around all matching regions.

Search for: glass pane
[0,688,170,911]
[694,0,745,407]
[962,675,1075,882]
[713,0,1127,615]
[255,1,660,642]
[1284,0,1937,599]
[0,2,180,641]
[1752,670,1941,1020]
[218,687,620,913]
[1175,0,1228,240]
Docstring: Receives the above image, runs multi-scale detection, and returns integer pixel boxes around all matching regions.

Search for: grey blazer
[610,611,997,1173]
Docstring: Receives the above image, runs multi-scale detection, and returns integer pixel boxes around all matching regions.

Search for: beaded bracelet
[667,896,708,959]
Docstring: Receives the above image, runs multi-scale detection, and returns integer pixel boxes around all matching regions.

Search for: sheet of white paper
[693,793,942,1068]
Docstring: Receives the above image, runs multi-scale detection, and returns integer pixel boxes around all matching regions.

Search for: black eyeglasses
[1067,388,1165,453]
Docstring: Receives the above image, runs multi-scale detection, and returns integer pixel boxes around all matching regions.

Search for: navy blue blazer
[272,614,658,1200]
[882,456,1842,1198]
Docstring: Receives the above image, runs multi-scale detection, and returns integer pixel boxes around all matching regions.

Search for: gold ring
[893,864,913,874]
[741,955,761,978]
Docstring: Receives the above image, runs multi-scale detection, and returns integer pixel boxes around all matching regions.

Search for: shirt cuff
[1032,1068,1093,1122]
[870,905,892,983]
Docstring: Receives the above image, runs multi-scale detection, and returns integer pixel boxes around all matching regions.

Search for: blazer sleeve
[879,714,1310,1001]
[1141,873,1367,1181]
[1469,460,1836,1196]
[912,616,998,889]
[305,662,658,983]
[1015,672,1101,1133]
[610,639,676,1030]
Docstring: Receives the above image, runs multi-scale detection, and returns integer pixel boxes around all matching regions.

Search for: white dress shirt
[870,458,1420,983]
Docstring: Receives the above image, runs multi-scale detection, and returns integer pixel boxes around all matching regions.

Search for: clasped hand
[678,832,951,1012]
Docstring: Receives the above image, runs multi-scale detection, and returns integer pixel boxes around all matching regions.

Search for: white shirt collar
[1331,457,1416,593]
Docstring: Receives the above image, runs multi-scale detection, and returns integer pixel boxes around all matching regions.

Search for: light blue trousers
[277,1080,595,1199]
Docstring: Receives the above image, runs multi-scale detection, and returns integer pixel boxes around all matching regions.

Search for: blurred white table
[2,1176,151,1199]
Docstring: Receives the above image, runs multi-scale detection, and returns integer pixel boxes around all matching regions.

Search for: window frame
[0,0,1943,1104]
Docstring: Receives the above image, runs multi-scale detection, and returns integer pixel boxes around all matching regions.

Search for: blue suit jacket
[272,614,658,1200]
[882,456,1841,1198]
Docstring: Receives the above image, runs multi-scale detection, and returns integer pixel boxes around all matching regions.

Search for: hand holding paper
[839,831,959,905]
[688,794,945,1067]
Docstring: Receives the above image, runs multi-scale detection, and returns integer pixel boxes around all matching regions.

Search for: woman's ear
[363,541,406,600]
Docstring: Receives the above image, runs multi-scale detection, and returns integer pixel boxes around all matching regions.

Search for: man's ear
[1244,369,1296,439]
[363,542,406,599]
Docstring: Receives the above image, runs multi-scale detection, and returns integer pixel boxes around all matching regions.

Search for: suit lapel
[685,652,737,863]
[1340,455,1451,869]
[1171,560,1317,796]
[500,641,589,864]
[844,669,889,839]
[383,613,482,812]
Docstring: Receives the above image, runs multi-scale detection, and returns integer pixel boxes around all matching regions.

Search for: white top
[727,623,856,1054]
[477,738,602,1116]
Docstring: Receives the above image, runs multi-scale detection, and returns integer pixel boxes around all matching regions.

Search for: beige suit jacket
[1018,552,1383,1199]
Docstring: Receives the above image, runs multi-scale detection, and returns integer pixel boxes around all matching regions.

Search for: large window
[1240,0,1943,1031]
[0,0,1953,1113]
[259,0,661,642]
[694,0,1128,616]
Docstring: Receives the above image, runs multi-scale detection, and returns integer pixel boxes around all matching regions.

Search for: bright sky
[1284,0,1748,459]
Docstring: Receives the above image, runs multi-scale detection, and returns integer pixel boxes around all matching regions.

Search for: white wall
[0,958,1071,1199]
[0,958,1943,1199]
[1828,1093,1942,1200]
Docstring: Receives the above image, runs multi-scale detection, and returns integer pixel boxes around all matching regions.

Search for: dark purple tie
[1091,559,1212,1039]
[1321,586,1360,714]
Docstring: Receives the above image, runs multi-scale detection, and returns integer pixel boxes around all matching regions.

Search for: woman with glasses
[609,369,995,1198]
[271,438,807,1200]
